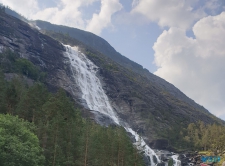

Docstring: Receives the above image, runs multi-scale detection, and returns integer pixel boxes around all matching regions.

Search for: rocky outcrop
[0,11,72,94]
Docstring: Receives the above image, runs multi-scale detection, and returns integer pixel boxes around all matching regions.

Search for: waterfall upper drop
[64,45,119,125]
[64,45,162,166]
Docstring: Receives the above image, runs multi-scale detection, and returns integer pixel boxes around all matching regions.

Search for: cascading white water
[172,155,181,166]
[64,45,162,165]
[125,127,160,165]
[65,45,119,125]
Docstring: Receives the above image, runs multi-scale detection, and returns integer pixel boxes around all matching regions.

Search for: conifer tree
[0,114,45,166]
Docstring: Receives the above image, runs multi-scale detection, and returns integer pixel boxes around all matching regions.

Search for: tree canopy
[0,114,45,166]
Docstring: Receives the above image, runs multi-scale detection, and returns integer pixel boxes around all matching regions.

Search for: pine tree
[0,71,7,113]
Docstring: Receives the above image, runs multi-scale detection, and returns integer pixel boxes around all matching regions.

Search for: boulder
[157,162,166,166]
[153,155,158,164]
[149,139,169,150]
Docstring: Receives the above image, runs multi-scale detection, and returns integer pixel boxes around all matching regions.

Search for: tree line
[185,121,225,152]
[166,120,225,153]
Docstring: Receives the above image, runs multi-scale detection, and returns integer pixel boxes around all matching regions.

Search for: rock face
[0,10,224,150]
[0,10,80,98]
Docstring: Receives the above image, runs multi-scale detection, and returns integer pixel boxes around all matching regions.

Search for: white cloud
[86,0,123,35]
[35,0,122,34]
[0,0,121,34]
[32,0,85,29]
[132,0,140,8]
[0,0,39,18]
[153,12,225,119]
[131,0,205,29]
[203,0,223,15]
[193,13,225,57]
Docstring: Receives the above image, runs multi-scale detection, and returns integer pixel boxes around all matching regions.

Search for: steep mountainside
[0,6,211,117]
[0,9,224,151]
[42,32,225,143]
[33,20,210,115]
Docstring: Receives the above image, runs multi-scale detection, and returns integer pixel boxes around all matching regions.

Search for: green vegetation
[0,49,45,81]
[43,30,82,47]
[185,121,225,152]
[165,121,225,153]
[168,158,173,166]
[0,114,45,166]
[0,50,145,166]
[185,122,225,165]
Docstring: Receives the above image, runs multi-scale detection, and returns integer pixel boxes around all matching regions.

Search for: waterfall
[64,45,119,125]
[171,155,181,166]
[64,45,161,165]
[125,127,160,165]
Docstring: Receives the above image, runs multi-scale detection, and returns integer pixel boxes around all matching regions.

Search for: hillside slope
[0,9,224,150]
[42,31,225,142]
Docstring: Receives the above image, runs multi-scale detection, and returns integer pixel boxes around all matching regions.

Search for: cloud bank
[153,12,225,118]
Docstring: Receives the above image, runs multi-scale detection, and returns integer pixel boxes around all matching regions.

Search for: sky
[0,0,225,120]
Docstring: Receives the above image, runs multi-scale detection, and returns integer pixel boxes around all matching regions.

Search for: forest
[167,120,225,153]
[0,50,144,166]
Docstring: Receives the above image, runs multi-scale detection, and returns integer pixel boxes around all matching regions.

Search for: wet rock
[127,132,136,143]
[91,111,118,127]
[160,154,169,162]
[143,156,151,166]
[153,155,158,164]
[150,139,169,150]
[157,162,166,166]
[156,150,172,160]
